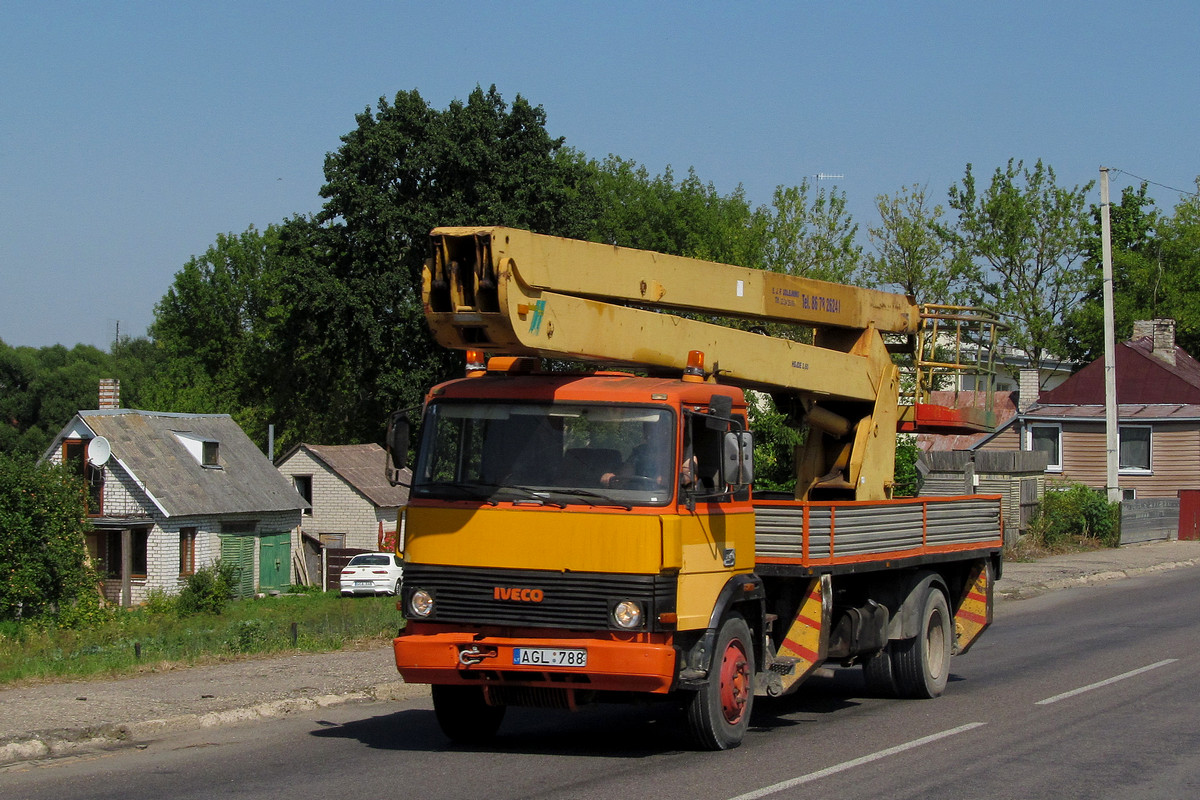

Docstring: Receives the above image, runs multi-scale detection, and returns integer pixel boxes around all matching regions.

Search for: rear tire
[431,685,506,745]
[891,585,951,699]
[686,613,755,750]
[862,644,899,697]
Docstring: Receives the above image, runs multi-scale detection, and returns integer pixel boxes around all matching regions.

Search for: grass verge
[0,591,404,687]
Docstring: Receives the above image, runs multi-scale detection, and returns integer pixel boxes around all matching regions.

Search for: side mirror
[386,412,410,473]
[721,430,754,487]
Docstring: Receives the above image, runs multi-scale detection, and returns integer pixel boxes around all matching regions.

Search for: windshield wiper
[529,487,633,510]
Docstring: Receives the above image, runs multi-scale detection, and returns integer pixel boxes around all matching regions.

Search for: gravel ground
[0,643,425,764]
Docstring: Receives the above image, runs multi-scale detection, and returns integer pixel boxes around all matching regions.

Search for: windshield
[412,402,676,506]
[348,555,394,567]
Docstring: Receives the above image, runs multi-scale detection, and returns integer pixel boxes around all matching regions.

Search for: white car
[339,552,404,596]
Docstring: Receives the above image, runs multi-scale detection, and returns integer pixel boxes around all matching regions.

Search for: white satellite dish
[87,436,111,467]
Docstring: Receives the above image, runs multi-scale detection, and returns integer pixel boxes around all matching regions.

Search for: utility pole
[1100,167,1120,503]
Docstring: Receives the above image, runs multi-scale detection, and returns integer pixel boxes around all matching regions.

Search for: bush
[1029,482,1120,549]
[176,561,236,615]
[0,453,101,623]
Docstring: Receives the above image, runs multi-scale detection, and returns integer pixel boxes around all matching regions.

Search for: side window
[1028,423,1062,472]
[683,412,751,502]
[294,475,313,515]
[1118,425,1151,473]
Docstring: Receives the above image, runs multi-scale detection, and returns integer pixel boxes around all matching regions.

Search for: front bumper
[394,623,678,694]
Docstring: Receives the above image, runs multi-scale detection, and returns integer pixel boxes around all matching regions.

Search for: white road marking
[726,722,987,800]
[1035,658,1178,706]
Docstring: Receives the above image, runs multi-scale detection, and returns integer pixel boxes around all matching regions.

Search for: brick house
[275,443,410,554]
[43,406,306,606]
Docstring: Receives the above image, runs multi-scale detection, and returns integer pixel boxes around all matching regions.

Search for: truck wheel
[431,685,506,745]
[686,613,755,750]
[862,645,899,697]
[891,585,951,699]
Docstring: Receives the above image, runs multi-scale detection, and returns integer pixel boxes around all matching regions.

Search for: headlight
[409,588,434,618]
[612,599,644,629]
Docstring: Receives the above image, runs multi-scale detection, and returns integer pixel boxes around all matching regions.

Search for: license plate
[354,580,372,586]
[512,647,587,667]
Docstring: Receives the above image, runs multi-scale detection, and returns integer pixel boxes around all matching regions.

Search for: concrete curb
[996,558,1200,601]
[0,681,428,767]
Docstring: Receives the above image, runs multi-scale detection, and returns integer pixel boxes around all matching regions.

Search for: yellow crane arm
[420,226,989,501]
[426,226,918,335]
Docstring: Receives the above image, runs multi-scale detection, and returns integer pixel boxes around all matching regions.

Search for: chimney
[1133,318,1177,366]
[1018,368,1040,413]
[99,379,120,410]
[1152,319,1176,366]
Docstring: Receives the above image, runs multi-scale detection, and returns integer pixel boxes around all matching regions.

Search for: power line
[1109,168,1198,199]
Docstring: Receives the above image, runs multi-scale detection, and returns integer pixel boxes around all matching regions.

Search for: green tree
[0,340,154,459]
[947,160,1093,374]
[264,86,599,450]
[1061,183,1162,363]
[0,453,99,622]
[1155,179,1200,352]
[865,184,972,305]
[763,179,861,284]
[749,393,803,493]
[146,225,280,442]
[588,157,765,266]
[1062,178,1200,362]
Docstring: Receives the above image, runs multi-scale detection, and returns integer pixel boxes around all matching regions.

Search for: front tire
[686,613,755,750]
[891,585,951,699]
[431,685,506,745]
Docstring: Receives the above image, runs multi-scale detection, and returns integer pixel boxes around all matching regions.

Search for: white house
[43,407,306,606]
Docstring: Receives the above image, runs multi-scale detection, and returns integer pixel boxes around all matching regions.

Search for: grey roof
[299,443,409,508]
[77,410,307,517]
[1022,403,1200,422]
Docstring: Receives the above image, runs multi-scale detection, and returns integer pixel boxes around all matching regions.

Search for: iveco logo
[494,587,545,602]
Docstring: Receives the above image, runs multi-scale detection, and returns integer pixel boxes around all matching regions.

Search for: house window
[294,475,313,516]
[99,529,149,579]
[180,527,198,576]
[173,432,222,468]
[1122,488,1137,501]
[1028,423,1062,472]
[1118,425,1151,474]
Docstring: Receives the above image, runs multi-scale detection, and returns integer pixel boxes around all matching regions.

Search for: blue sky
[3,1,1197,349]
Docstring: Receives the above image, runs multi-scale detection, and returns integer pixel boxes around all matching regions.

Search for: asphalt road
[5,564,1198,800]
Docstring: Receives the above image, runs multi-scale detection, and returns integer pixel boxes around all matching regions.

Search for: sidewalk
[3,540,1198,766]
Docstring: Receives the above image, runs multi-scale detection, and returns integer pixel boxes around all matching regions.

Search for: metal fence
[1120,498,1179,545]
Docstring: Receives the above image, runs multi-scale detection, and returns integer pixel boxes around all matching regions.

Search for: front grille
[403,564,676,631]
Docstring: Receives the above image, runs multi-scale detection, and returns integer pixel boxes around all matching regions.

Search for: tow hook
[458,644,497,667]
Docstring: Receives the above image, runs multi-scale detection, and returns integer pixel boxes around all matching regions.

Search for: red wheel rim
[718,637,750,725]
